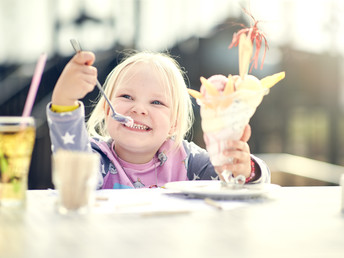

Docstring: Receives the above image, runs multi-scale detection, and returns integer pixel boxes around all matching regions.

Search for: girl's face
[106,62,174,163]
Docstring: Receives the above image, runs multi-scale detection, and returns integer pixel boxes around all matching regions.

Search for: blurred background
[1,0,344,188]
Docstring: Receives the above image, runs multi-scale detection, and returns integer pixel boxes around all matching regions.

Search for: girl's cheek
[113,101,128,112]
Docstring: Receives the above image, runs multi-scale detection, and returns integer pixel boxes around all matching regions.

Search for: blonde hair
[86,50,194,151]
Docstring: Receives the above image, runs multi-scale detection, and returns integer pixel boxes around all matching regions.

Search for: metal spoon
[70,39,133,127]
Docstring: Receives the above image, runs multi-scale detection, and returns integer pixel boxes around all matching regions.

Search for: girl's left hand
[218,124,252,179]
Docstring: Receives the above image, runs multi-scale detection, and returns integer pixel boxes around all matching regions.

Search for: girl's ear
[168,121,177,138]
[103,101,110,116]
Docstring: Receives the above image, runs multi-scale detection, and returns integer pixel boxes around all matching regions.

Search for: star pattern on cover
[61,132,75,145]
[211,175,219,180]
[59,112,73,117]
[192,173,200,180]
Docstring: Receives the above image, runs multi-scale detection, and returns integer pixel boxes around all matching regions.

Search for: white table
[1,186,344,258]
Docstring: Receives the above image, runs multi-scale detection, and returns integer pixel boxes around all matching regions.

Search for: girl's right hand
[52,51,98,106]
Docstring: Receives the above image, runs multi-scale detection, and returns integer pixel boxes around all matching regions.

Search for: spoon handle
[69,39,133,126]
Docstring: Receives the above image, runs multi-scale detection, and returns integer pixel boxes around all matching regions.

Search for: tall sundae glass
[188,34,285,186]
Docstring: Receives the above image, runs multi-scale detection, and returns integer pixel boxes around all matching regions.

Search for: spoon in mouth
[70,39,134,127]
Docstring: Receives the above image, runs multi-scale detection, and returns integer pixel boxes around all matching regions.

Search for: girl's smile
[123,121,151,131]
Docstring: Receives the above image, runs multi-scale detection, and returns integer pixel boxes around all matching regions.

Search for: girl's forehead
[123,62,159,78]
[117,62,167,89]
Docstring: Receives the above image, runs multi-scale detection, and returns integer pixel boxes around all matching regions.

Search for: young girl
[47,50,270,189]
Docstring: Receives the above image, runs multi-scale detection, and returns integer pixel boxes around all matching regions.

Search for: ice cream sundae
[188,32,285,185]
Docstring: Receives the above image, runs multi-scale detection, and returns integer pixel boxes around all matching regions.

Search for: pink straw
[22,53,47,117]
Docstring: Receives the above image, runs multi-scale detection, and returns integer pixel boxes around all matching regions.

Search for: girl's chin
[115,138,161,151]
[116,140,150,150]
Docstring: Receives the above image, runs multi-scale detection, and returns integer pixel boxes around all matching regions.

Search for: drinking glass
[0,116,36,207]
[52,150,99,215]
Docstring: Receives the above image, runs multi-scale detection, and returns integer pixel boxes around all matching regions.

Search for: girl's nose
[130,103,148,115]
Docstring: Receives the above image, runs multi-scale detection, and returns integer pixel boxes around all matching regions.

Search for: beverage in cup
[52,150,99,215]
[0,116,36,207]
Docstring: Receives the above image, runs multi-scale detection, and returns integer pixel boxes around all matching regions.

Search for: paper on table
[93,189,248,215]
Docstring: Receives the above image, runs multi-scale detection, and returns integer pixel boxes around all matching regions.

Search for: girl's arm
[47,51,98,152]
[46,101,91,153]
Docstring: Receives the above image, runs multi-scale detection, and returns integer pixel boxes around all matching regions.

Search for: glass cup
[0,116,36,207]
[52,150,99,215]
[200,89,267,186]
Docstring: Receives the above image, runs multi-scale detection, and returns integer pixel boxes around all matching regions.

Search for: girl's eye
[152,100,163,105]
[121,94,132,100]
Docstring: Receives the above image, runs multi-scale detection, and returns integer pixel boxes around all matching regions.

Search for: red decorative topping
[229,9,269,72]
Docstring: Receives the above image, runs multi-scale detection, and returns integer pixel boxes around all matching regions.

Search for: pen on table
[140,210,191,217]
[204,198,223,210]
[96,196,109,201]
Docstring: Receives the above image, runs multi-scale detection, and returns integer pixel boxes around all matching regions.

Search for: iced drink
[0,117,35,207]
[52,150,99,214]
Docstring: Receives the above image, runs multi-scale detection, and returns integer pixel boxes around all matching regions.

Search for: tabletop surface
[1,186,344,258]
